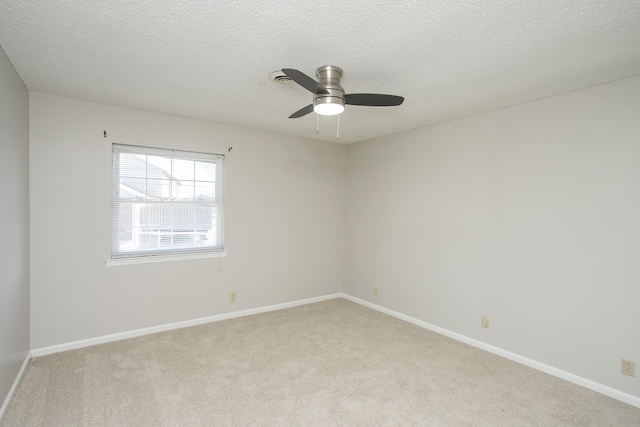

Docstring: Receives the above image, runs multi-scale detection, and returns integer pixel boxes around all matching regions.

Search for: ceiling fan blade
[345,93,404,106]
[289,104,314,119]
[282,69,330,95]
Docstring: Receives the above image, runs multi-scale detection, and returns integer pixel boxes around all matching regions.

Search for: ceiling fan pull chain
[336,116,340,140]
[316,114,320,134]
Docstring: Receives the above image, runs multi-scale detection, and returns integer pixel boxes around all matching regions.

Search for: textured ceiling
[1,1,639,144]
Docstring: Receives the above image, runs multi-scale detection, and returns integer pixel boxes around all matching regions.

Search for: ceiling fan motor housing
[314,65,345,110]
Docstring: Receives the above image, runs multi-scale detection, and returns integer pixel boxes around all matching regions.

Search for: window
[111,144,224,262]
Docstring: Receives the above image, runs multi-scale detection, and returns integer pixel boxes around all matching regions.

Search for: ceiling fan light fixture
[314,102,345,116]
[313,93,345,116]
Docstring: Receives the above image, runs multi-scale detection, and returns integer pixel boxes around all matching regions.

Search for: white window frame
[107,144,226,266]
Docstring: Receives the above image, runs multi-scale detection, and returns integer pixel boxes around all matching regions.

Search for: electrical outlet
[622,359,636,377]
[373,287,378,296]
[481,316,490,329]
[230,291,237,303]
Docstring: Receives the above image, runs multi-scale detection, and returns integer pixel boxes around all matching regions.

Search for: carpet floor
[2,298,639,426]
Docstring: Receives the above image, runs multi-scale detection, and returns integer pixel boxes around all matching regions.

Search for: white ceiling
[1,1,639,144]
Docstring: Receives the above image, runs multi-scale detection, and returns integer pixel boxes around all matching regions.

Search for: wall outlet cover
[622,359,636,377]
[481,316,490,329]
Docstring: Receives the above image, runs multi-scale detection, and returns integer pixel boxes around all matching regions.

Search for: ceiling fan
[281,66,404,119]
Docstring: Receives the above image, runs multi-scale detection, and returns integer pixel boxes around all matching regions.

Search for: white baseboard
[0,352,31,420]
[31,293,342,358]
[26,292,640,410]
[342,294,640,410]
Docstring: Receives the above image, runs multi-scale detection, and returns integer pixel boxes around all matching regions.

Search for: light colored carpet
[2,298,639,426]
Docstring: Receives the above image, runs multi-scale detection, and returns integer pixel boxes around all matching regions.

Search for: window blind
[112,144,224,259]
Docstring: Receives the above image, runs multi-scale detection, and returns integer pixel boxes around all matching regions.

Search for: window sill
[105,251,228,266]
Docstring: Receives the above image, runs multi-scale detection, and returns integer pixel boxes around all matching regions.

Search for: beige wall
[0,46,29,405]
[29,92,346,348]
[345,76,640,398]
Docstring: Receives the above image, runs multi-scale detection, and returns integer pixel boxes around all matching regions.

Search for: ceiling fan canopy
[281,66,404,119]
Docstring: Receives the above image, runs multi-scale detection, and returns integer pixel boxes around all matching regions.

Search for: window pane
[172,205,196,230]
[116,202,135,250]
[195,161,215,181]
[172,158,195,181]
[119,153,146,178]
[147,155,171,179]
[195,182,215,201]
[118,178,147,200]
[146,178,172,200]
[176,181,195,201]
